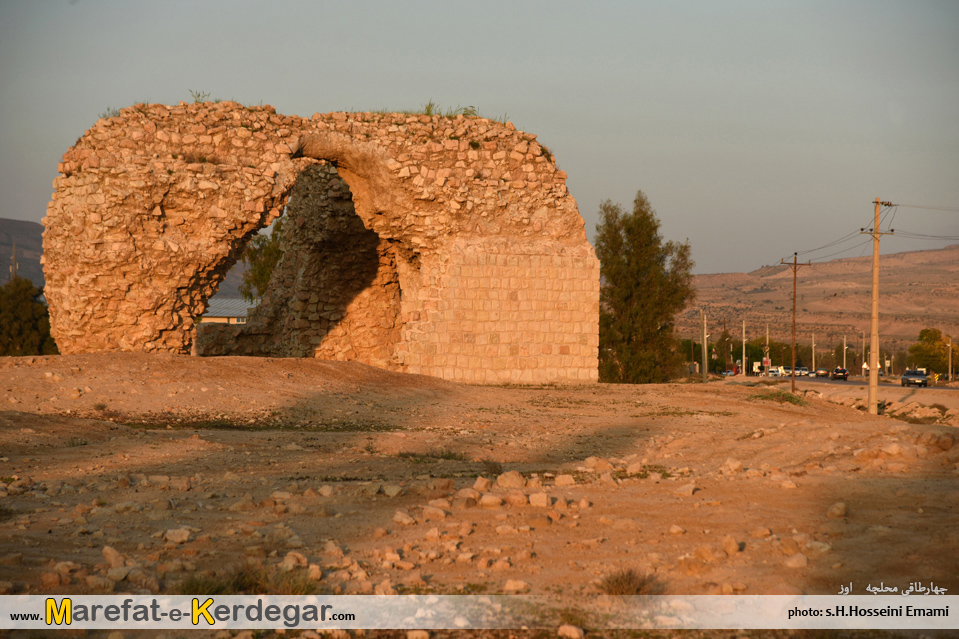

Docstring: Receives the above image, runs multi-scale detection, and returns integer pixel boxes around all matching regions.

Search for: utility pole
[765,324,770,375]
[723,317,729,375]
[780,252,811,393]
[742,318,746,377]
[862,198,894,415]
[8,242,17,282]
[843,335,847,370]
[948,336,953,383]
[701,309,709,384]
[812,332,816,372]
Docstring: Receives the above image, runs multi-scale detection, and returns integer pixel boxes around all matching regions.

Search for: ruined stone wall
[45,102,599,383]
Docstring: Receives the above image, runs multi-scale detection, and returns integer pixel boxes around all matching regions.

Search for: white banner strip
[3,595,956,630]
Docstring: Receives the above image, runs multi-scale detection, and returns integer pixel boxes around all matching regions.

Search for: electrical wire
[893,229,959,241]
[794,229,863,257]
[894,204,959,212]
[808,238,874,262]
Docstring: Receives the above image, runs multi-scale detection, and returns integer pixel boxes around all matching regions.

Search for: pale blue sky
[1,0,957,273]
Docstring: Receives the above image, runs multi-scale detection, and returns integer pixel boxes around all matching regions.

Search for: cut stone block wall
[44,102,599,382]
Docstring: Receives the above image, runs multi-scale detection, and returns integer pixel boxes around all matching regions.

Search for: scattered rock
[473,476,492,492]
[107,566,130,582]
[721,535,741,554]
[724,458,743,473]
[86,575,115,592]
[584,456,612,471]
[421,506,447,521]
[529,492,550,508]
[674,482,698,496]
[456,487,480,500]
[479,494,503,508]
[695,545,728,563]
[558,624,585,639]
[383,485,404,497]
[803,541,832,556]
[496,471,526,489]
[784,553,808,568]
[164,528,191,544]
[280,551,308,572]
[504,491,528,506]
[102,545,125,568]
[826,502,847,519]
[229,494,256,511]
[393,511,416,526]
[503,578,529,592]
[554,474,576,487]
[669,525,686,535]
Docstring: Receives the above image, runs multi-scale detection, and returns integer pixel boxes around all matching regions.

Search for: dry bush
[598,569,664,596]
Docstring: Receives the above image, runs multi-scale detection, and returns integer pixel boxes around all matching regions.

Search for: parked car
[831,368,848,380]
[797,367,810,376]
[814,368,829,378]
[901,370,929,387]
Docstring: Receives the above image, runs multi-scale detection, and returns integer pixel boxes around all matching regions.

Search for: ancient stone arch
[44,102,599,383]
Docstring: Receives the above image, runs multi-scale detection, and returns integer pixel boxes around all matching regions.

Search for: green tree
[595,190,695,383]
[239,218,285,304]
[0,277,58,356]
[908,328,951,373]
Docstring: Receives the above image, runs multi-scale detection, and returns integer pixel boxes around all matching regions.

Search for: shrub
[598,569,663,595]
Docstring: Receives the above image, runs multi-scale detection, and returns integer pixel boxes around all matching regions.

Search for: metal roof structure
[203,296,254,318]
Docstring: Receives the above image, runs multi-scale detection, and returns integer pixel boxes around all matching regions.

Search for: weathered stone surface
[44,104,600,384]
[826,502,847,519]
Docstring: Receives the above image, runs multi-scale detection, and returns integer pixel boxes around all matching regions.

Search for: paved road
[799,376,959,391]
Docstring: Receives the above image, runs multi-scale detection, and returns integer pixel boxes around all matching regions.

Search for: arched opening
[196,161,404,367]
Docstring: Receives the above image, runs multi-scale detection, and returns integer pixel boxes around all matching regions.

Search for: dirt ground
[1,354,958,638]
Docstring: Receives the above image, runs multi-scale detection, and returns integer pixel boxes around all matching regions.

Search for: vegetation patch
[124,417,397,433]
[396,448,468,463]
[747,389,807,406]
[176,565,318,596]
[598,569,665,596]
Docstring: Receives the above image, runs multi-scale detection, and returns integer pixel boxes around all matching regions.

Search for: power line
[894,229,959,241]
[795,229,863,257]
[894,203,959,212]
[808,238,874,262]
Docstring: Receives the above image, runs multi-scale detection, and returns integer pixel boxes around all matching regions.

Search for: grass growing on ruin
[367,99,510,123]
[747,388,807,406]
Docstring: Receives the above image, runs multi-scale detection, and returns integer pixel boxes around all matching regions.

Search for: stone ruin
[43,102,599,383]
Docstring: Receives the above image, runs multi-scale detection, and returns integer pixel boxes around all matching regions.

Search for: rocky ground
[2,354,958,639]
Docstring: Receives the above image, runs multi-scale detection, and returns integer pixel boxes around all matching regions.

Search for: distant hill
[675,244,959,354]
[0,217,247,297]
